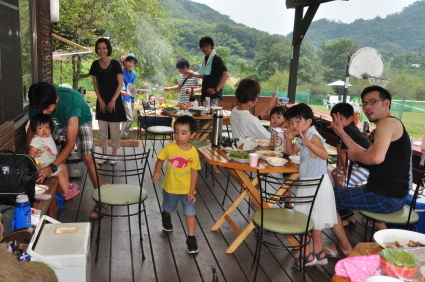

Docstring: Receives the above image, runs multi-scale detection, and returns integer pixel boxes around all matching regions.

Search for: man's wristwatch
[49,163,58,173]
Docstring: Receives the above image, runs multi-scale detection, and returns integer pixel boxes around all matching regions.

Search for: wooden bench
[32,177,59,219]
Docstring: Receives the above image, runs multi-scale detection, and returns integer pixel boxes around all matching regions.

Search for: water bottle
[14,195,31,229]
[211,109,223,147]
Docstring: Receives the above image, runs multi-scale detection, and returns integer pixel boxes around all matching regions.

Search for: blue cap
[125,53,138,65]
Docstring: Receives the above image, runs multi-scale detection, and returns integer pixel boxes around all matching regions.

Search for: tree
[254,35,292,81]
[317,38,358,82]
[52,0,175,88]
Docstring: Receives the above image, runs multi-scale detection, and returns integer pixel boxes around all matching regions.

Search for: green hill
[288,0,425,54]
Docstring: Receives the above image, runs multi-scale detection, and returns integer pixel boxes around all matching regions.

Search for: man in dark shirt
[187,36,229,107]
[326,86,411,257]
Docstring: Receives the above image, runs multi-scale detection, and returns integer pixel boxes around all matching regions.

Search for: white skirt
[293,174,338,230]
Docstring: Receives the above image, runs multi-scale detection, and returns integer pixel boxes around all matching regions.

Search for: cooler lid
[407,188,425,209]
[34,222,90,256]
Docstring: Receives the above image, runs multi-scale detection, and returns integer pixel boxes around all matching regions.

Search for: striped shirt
[178,74,202,104]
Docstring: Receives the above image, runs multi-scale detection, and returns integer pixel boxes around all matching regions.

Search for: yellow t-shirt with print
[157,142,201,194]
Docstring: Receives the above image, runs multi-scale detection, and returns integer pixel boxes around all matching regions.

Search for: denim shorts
[162,190,196,216]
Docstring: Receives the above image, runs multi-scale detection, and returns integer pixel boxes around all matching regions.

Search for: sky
[192,0,418,35]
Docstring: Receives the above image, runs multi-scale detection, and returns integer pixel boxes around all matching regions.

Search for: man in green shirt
[27,83,101,211]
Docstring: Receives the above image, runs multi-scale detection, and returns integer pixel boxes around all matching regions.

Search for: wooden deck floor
[54,141,367,282]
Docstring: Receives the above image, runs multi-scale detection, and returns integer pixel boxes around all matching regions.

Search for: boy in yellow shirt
[152,116,201,253]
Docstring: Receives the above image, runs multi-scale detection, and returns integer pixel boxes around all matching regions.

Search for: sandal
[314,250,329,266]
[292,253,317,269]
[68,183,79,191]
[324,244,347,259]
[89,203,107,219]
[63,189,80,201]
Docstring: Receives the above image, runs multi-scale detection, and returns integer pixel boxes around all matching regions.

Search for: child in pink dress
[28,114,80,200]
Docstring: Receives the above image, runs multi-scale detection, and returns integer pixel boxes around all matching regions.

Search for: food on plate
[256,151,282,158]
[228,151,250,160]
[162,106,177,112]
[385,240,425,248]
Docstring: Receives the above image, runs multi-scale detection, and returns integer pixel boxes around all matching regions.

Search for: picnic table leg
[225,221,256,253]
[211,189,249,231]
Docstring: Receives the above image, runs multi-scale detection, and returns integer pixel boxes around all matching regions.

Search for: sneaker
[63,189,81,200]
[162,212,173,231]
[109,156,117,165]
[186,236,199,254]
[97,155,109,164]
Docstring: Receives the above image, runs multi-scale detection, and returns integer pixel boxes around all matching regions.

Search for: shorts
[162,190,195,216]
[52,121,94,158]
[334,185,406,214]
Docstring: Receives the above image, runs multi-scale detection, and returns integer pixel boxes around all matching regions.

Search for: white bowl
[289,155,300,164]
[374,229,425,249]
[211,106,223,110]
[266,157,288,167]
[255,139,271,146]
[35,184,49,195]
[365,276,403,282]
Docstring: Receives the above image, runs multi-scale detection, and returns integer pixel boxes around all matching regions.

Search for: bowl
[379,248,419,279]
[289,155,300,164]
[374,229,425,249]
[266,157,288,167]
[255,139,270,146]
[211,106,223,111]
[35,184,49,195]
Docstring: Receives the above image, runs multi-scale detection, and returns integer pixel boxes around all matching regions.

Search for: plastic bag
[379,248,422,281]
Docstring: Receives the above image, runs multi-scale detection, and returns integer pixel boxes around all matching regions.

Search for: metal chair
[251,175,324,282]
[91,150,150,262]
[138,110,174,156]
[359,170,425,242]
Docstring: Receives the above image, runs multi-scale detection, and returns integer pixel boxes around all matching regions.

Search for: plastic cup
[249,153,259,167]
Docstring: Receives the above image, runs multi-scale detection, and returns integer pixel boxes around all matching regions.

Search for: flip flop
[68,183,79,191]
[324,245,347,259]
[63,189,80,200]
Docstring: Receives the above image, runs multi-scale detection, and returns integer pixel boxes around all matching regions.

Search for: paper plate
[255,150,283,159]
[227,152,250,163]
[190,64,201,72]
[374,229,425,249]
[289,155,300,164]
[35,184,49,195]
[266,157,288,167]
[127,83,137,97]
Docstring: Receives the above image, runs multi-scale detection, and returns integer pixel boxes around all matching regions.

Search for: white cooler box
[27,215,91,282]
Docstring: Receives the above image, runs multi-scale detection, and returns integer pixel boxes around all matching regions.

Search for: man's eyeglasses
[362,99,386,107]
[256,97,261,101]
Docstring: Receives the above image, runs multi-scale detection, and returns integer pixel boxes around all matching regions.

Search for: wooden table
[197,145,300,253]
[161,111,231,141]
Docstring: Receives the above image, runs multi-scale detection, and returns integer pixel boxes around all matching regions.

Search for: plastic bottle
[14,195,31,229]
[421,126,425,151]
